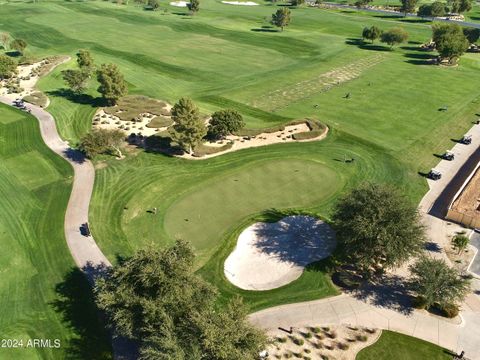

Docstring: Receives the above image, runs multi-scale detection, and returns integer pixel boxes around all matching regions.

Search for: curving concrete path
[0,95,111,274]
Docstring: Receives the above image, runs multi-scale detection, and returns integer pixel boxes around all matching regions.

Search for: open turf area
[357,330,452,359]
[2,0,480,308]
[0,104,111,359]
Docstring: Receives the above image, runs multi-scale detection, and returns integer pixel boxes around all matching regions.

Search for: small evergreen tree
[170,97,207,154]
[96,63,128,105]
[362,26,382,43]
[271,8,291,31]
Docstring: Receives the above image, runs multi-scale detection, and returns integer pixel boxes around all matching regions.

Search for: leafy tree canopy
[362,26,382,43]
[76,49,94,69]
[432,23,469,64]
[95,240,266,360]
[96,63,128,105]
[0,54,17,79]
[62,69,90,94]
[400,0,418,15]
[207,109,245,139]
[380,27,409,48]
[463,27,480,44]
[10,39,27,54]
[189,0,200,13]
[271,8,291,31]
[410,256,470,309]
[332,183,425,277]
[79,128,125,158]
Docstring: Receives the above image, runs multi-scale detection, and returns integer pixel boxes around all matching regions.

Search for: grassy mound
[23,91,49,108]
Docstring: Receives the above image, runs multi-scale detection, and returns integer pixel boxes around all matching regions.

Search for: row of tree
[62,49,128,105]
[332,183,470,314]
[79,97,245,158]
[357,0,473,15]
[362,26,409,48]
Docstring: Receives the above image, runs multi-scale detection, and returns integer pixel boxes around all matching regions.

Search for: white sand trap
[224,216,336,290]
[169,1,188,6]
[221,0,259,5]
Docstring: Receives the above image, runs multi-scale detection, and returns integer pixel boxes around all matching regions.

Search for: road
[322,2,480,29]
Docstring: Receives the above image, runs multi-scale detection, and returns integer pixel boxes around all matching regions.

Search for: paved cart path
[0,96,111,273]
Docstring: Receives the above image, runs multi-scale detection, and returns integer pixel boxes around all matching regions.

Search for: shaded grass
[357,330,452,360]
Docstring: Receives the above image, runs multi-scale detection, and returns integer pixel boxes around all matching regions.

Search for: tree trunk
[113,146,123,159]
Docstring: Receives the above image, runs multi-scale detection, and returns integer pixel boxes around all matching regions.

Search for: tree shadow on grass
[51,267,113,360]
[347,274,414,315]
[345,38,390,52]
[47,88,104,107]
[251,28,280,33]
[404,52,436,65]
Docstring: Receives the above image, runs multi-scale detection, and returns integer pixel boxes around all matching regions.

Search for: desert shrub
[277,336,288,343]
[303,332,312,339]
[312,327,321,333]
[356,334,368,342]
[292,337,304,346]
[412,295,428,309]
[437,303,460,318]
[337,342,349,350]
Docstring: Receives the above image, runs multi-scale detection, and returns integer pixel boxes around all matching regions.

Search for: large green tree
[207,109,245,140]
[96,63,128,105]
[170,97,207,154]
[332,183,425,278]
[61,69,90,94]
[449,0,472,13]
[432,23,469,64]
[79,128,125,158]
[76,49,94,70]
[380,27,409,48]
[400,0,417,16]
[409,256,470,310]
[10,39,27,54]
[362,26,382,43]
[463,27,480,44]
[271,8,291,31]
[0,54,17,79]
[95,240,266,360]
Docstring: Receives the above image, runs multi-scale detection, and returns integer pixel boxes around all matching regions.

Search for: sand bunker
[169,1,188,6]
[221,1,259,5]
[224,216,336,290]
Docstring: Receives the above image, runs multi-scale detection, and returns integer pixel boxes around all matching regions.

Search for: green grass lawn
[2,0,480,309]
[357,330,453,359]
[0,104,111,360]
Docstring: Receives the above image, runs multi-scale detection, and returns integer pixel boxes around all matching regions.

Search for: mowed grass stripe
[0,104,111,360]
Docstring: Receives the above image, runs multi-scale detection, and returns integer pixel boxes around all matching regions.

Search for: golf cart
[442,150,454,161]
[460,135,472,145]
[428,169,442,180]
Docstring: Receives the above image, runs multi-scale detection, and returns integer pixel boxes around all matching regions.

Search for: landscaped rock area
[92,95,173,137]
[267,325,381,360]
[224,216,336,290]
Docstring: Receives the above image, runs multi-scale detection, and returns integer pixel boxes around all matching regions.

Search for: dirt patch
[268,325,381,360]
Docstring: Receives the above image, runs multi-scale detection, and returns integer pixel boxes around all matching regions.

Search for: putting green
[164,158,341,263]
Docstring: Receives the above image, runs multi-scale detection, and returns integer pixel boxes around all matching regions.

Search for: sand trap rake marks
[251,54,386,111]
